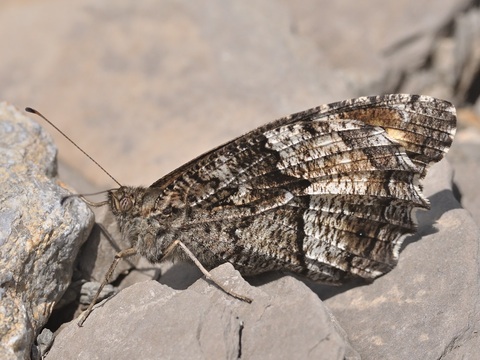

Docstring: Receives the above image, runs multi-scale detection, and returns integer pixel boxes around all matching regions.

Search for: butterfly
[29,94,457,324]
[107,94,455,284]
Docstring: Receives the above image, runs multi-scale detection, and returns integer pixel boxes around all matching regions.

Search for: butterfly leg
[78,247,138,326]
[164,239,253,303]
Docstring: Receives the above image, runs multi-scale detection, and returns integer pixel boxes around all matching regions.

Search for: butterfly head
[108,186,142,216]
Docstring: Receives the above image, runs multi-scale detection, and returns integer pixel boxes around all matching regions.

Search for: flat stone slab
[45,264,358,360]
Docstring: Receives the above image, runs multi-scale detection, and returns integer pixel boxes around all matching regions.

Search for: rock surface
[0,103,94,360]
[447,111,480,226]
[45,264,359,360]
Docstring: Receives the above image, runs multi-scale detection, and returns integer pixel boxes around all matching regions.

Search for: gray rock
[45,263,358,360]
[281,0,471,95]
[397,5,480,103]
[399,36,456,101]
[0,103,94,359]
[447,123,480,225]
[32,328,54,360]
[453,8,480,103]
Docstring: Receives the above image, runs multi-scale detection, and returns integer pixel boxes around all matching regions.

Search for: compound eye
[162,206,172,216]
[120,196,133,212]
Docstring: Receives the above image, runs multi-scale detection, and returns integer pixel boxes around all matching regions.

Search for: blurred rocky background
[1,0,480,359]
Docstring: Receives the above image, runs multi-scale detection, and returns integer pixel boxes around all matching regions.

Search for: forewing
[152,94,456,283]
[317,94,456,176]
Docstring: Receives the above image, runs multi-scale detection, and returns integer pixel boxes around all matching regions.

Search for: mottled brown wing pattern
[114,94,456,284]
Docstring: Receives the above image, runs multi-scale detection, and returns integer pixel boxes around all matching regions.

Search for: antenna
[25,107,122,187]
[61,191,112,206]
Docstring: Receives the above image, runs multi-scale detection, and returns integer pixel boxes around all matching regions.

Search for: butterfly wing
[151,94,456,283]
